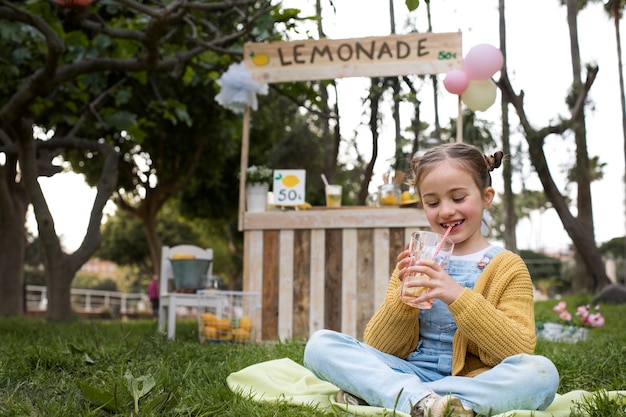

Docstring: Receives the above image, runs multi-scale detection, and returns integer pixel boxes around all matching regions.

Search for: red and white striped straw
[433,225,453,257]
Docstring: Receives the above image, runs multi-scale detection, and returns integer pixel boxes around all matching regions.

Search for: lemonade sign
[273,169,305,206]
[244,32,462,83]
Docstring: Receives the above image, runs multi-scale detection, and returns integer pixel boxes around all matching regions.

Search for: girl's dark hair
[409,142,504,195]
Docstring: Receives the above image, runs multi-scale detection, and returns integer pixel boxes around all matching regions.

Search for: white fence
[26,285,150,316]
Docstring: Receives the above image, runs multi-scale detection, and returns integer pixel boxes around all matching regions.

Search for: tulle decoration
[215,62,268,111]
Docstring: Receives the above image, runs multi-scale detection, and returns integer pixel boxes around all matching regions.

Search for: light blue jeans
[304,329,560,415]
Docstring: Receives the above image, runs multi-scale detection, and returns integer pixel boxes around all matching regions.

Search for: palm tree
[497,0,612,294]
[601,0,626,280]
[564,0,598,292]
[315,0,342,184]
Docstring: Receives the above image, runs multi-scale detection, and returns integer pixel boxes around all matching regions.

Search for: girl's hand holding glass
[399,230,454,309]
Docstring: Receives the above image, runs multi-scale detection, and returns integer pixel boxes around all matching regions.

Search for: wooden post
[456,95,463,143]
[238,107,251,231]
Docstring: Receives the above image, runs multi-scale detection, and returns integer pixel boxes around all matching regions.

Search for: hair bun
[484,151,504,171]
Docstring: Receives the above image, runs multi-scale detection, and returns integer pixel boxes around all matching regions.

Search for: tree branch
[496,64,598,141]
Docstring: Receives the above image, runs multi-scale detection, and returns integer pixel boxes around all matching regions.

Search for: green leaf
[82,353,95,365]
[124,370,155,414]
[406,0,419,11]
[102,111,137,131]
[173,106,192,127]
[114,89,132,106]
[77,382,118,412]
[67,343,84,354]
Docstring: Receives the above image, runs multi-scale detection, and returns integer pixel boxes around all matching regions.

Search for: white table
[158,293,198,339]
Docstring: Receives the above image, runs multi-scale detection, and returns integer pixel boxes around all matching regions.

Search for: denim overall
[407,245,505,378]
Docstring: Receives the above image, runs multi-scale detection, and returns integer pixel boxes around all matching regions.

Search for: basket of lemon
[196,290,260,343]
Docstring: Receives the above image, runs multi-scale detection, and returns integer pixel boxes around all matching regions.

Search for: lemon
[202,325,218,339]
[250,52,269,66]
[380,195,398,205]
[232,328,251,342]
[219,331,233,341]
[401,191,413,202]
[216,318,231,332]
[171,253,195,259]
[201,312,218,327]
[281,175,300,187]
[238,317,253,332]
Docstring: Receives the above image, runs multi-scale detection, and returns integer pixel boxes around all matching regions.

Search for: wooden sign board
[243,32,462,83]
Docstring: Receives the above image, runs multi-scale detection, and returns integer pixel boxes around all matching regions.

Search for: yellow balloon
[461,79,497,111]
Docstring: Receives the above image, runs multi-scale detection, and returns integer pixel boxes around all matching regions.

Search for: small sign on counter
[273,170,306,206]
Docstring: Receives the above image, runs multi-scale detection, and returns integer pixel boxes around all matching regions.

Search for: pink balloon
[463,44,504,80]
[443,69,469,95]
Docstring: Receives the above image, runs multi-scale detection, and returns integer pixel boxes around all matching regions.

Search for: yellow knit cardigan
[363,250,536,377]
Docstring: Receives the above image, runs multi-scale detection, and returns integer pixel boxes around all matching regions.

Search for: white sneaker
[412,393,474,417]
[335,389,368,406]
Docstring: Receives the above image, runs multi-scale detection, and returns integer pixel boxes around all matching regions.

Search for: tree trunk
[609,2,626,283]
[45,260,74,320]
[567,0,596,292]
[410,98,422,158]
[13,118,73,321]
[358,78,383,204]
[527,132,608,291]
[392,77,404,172]
[11,112,118,321]
[497,69,612,293]
[315,0,339,183]
[425,1,441,143]
[0,210,26,316]
[389,1,405,175]
[0,157,27,316]
[498,0,517,252]
[140,201,163,278]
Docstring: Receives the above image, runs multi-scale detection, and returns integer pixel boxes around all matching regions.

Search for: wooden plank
[262,230,279,340]
[278,230,294,340]
[237,108,251,231]
[244,32,462,83]
[341,228,358,337]
[389,228,406,276]
[356,229,375,340]
[309,229,325,335]
[373,228,391,312]
[241,210,433,341]
[292,229,310,339]
[243,207,429,230]
[244,230,264,341]
[244,231,263,294]
[325,229,342,331]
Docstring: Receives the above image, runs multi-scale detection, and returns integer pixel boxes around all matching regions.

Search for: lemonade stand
[216,32,501,342]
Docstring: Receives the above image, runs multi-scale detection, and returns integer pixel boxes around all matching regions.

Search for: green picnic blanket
[226,357,625,416]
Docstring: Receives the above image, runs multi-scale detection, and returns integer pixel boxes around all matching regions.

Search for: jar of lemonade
[378,184,401,206]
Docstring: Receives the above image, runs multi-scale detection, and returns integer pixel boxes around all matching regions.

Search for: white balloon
[461,79,497,111]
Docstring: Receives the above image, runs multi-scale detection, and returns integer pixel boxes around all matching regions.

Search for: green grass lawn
[1,296,625,416]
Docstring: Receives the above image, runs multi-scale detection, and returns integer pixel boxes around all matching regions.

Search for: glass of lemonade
[400,230,454,309]
[325,185,342,208]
